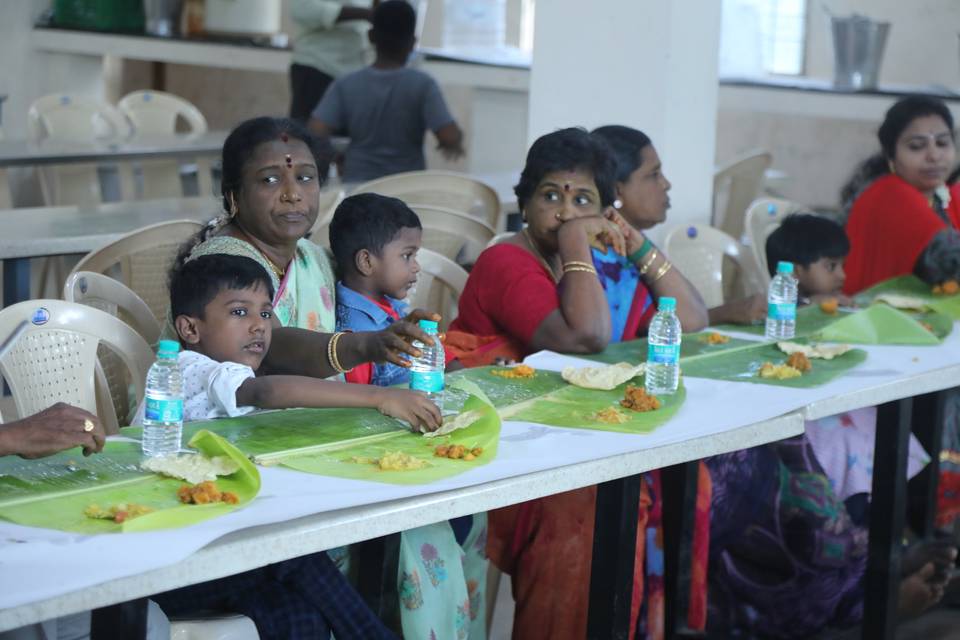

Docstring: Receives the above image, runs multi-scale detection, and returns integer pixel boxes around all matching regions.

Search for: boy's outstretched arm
[434,122,465,161]
[236,376,442,431]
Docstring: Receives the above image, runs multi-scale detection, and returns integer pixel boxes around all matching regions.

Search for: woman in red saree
[842,96,960,294]
[447,127,708,639]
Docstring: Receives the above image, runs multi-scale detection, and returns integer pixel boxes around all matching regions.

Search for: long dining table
[2,321,959,639]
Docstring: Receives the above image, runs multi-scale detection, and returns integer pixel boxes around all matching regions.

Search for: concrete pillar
[527,0,722,236]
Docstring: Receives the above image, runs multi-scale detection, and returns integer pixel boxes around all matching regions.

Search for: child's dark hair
[765,214,850,277]
[514,128,616,212]
[329,193,422,274]
[170,254,275,320]
[591,125,654,182]
[174,116,333,272]
[371,0,416,58]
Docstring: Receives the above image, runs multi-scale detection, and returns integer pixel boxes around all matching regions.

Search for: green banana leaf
[0,430,260,533]
[715,305,855,338]
[857,275,960,320]
[815,304,947,345]
[582,332,757,366]
[448,366,570,408]
[680,340,867,388]
[499,372,685,434]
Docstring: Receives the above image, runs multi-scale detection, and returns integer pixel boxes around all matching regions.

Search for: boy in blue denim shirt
[331,193,422,386]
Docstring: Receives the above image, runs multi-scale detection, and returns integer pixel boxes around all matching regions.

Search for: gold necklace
[522,228,559,283]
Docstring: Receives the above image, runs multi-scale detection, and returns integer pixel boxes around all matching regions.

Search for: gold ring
[83,419,95,432]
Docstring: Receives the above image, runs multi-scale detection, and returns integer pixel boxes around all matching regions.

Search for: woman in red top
[449,128,707,640]
[842,96,960,294]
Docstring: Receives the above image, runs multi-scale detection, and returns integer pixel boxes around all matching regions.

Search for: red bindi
[563,183,571,192]
[280,133,289,142]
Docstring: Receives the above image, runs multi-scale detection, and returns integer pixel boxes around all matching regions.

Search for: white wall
[527,0,722,237]
[804,0,960,88]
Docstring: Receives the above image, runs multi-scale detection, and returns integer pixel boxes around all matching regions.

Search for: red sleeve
[844,174,948,294]
[451,244,559,347]
[345,362,373,385]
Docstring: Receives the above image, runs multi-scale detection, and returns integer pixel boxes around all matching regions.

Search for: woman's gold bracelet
[327,331,352,373]
[639,249,659,275]
[652,261,673,282]
[562,265,598,276]
[562,260,595,270]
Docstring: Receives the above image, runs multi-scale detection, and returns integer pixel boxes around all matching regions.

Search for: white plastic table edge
[0,412,802,631]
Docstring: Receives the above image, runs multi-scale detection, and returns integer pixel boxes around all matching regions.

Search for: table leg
[3,257,30,308]
[662,462,703,639]
[90,598,149,640]
[587,474,642,640]
[355,533,401,627]
[863,397,912,640]
[908,391,949,537]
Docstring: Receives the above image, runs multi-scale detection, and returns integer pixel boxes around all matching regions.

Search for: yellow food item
[84,502,154,524]
[758,362,802,380]
[377,451,430,471]
[491,364,536,379]
[433,444,484,461]
[785,351,812,373]
[620,385,661,412]
[701,332,731,345]
[423,409,484,438]
[933,285,943,295]
[921,322,935,333]
[592,407,630,424]
[471,447,483,457]
[819,298,839,315]
[934,280,959,295]
[176,480,239,505]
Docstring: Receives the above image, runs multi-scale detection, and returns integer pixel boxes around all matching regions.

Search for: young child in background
[309,0,464,182]
[765,213,929,513]
[142,253,414,640]
[330,193,487,640]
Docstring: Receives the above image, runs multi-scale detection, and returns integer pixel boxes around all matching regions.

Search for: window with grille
[720,0,807,76]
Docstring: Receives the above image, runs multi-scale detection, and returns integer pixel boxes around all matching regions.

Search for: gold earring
[888,160,897,175]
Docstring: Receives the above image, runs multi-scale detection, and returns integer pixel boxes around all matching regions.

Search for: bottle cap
[418,319,439,334]
[776,261,794,274]
[157,339,180,359]
[658,296,677,311]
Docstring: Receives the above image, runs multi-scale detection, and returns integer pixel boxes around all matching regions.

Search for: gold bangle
[652,261,673,281]
[562,265,598,275]
[327,331,352,374]
[562,260,595,270]
[639,249,659,275]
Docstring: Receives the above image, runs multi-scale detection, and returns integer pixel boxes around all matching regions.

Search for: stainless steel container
[831,14,890,90]
[144,0,182,37]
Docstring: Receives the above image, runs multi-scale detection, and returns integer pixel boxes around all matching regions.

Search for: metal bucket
[831,14,890,90]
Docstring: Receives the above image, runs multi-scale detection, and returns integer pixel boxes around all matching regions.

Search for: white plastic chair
[486,231,514,248]
[28,94,134,205]
[350,170,503,230]
[664,224,756,309]
[744,197,806,284]
[0,300,153,434]
[406,248,468,331]
[118,90,211,199]
[306,189,347,247]
[70,220,205,324]
[168,612,260,640]
[64,271,162,427]
[712,150,773,242]
[410,204,496,263]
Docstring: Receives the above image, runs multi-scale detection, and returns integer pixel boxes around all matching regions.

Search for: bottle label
[145,396,183,423]
[410,370,444,393]
[768,302,797,321]
[647,343,680,365]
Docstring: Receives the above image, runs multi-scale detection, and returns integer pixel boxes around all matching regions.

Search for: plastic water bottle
[142,339,183,457]
[766,261,798,340]
[409,319,445,411]
[646,297,682,395]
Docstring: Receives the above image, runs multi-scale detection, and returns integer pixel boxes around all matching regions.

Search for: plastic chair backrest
[70,220,205,324]
[406,248,468,330]
[28,94,134,205]
[64,271,161,427]
[117,90,208,135]
[350,171,502,230]
[486,231,514,248]
[744,197,806,284]
[664,224,748,309]
[0,300,154,434]
[306,189,347,247]
[712,150,773,242]
[409,204,496,262]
